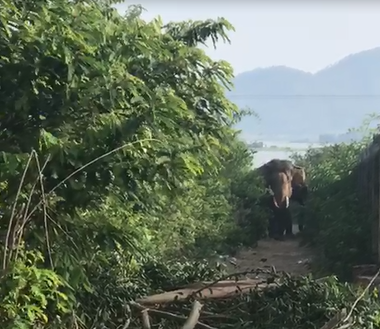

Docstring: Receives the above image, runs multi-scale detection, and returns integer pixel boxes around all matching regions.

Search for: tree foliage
[3,1,377,327]
[0,1,267,327]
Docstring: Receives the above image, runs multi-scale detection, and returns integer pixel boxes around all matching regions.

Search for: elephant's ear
[292,166,306,185]
[257,163,273,186]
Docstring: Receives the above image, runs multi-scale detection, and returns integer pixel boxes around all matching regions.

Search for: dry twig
[34,153,53,268]
[190,268,276,298]
[181,301,203,329]
[23,139,160,224]
[3,152,34,269]
[130,301,216,329]
[12,153,51,265]
[141,309,151,329]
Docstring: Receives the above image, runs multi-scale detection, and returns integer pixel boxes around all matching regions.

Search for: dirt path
[225,225,313,277]
[137,225,314,304]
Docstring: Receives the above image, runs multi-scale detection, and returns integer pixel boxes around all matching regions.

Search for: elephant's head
[269,171,292,209]
[258,159,308,207]
[258,159,293,185]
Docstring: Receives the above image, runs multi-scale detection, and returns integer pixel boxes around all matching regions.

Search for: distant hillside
[229,47,380,141]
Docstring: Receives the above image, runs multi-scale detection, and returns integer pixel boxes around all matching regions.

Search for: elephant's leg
[273,211,284,240]
[284,208,294,237]
[280,215,287,237]
[298,207,305,232]
[268,214,275,238]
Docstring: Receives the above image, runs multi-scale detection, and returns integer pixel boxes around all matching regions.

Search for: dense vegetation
[291,130,373,279]
[1,0,380,328]
[0,1,270,327]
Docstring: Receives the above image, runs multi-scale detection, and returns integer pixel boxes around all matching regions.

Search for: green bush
[0,1,266,327]
[1,1,380,327]
[292,142,372,279]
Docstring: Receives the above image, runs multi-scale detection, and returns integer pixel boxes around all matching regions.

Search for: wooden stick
[182,301,203,329]
[141,309,151,329]
[190,268,275,298]
[130,301,217,329]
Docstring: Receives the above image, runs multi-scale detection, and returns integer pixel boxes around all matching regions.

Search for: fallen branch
[190,268,277,298]
[181,301,202,329]
[141,309,151,329]
[130,301,217,329]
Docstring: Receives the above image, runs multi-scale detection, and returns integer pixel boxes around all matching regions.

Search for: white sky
[115,1,380,75]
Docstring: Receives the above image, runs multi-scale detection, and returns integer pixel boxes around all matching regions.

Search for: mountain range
[228,47,380,142]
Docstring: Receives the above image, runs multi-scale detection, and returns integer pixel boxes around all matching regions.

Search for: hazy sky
[115,1,380,75]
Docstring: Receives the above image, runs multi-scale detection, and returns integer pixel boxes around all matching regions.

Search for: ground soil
[225,224,313,277]
[137,225,314,304]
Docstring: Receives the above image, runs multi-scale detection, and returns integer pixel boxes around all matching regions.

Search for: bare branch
[130,301,217,329]
[141,309,151,329]
[181,300,203,329]
[3,151,34,269]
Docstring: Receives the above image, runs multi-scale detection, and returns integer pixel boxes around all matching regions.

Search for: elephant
[257,159,308,208]
[256,159,308,239]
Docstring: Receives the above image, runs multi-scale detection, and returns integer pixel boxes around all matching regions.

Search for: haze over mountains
[229,47,380,142]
